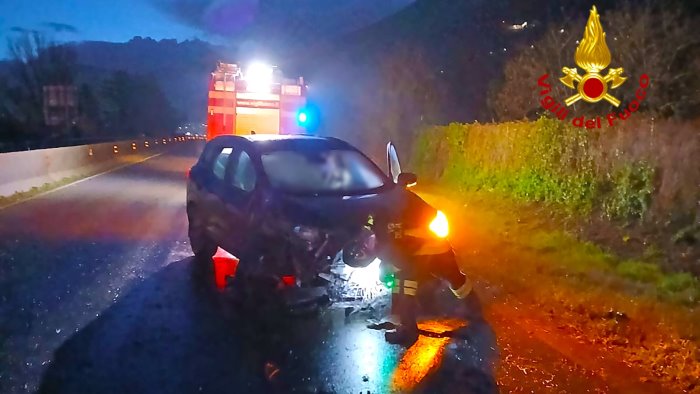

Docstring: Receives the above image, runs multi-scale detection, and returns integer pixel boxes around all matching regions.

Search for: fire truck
[206,62,309,140]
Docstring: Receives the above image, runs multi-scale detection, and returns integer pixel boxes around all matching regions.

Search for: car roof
[208,134,353,152]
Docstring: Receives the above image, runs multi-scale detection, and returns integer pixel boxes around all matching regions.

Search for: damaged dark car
[186,134,460,305]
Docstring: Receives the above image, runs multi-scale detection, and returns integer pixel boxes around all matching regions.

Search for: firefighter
[382,224,479,345]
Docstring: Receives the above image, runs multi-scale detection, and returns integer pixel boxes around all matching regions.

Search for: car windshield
[261,148,387,194]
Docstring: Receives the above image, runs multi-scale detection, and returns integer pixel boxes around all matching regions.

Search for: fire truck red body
[206,62,308,140]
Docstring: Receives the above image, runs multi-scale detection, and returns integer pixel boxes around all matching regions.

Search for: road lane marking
[0,152,165,212]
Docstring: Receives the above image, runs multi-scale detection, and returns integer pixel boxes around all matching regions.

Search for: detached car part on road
[186,135,470,314]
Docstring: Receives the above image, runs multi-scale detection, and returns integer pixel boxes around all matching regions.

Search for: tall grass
[412,117,699,224]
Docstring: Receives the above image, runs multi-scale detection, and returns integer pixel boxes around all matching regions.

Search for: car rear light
[281,276,296,287]
[186,168,191,178]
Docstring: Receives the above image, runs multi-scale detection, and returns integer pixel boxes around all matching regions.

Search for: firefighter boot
[454,283,484,322]
[385,281,419,346]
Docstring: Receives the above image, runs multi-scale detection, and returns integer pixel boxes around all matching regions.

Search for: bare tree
[488,25,581,121]
[605,3,700,119]
[0,76,25,149]
[359,45,443,165]
[4,31,77,133]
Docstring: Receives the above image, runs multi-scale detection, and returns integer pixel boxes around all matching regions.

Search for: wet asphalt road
[0,145,198,393]
[0,143,498,394]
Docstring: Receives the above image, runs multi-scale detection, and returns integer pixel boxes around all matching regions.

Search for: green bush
[657,272,700,304]
[602,162,655,222]
[411,117,653,220]
[658,272,699,293]
[615,260,662,283]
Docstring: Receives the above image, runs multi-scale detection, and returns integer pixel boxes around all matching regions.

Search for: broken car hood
[270,186,435,231]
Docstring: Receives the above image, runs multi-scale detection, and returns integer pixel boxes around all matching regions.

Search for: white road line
[0,152,165,211]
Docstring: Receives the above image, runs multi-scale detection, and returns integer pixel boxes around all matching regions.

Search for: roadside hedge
[411,117,699,223]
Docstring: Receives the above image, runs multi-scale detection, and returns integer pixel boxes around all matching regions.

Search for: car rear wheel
[189,227,217,259]
[187,205,217,260]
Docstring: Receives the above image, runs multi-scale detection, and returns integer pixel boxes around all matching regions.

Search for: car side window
[212,147,233,181]
[230,151,256,192]
[200,143,221,166]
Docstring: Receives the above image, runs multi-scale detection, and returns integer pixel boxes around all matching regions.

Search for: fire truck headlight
[246,62,273,93]
[429,210,449,238]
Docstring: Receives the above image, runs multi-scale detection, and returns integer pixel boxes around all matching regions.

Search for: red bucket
[212,247,239,289]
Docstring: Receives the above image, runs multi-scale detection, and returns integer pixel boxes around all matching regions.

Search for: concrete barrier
[0,136,203,198]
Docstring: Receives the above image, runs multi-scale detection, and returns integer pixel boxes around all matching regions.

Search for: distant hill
[71,37,228,122]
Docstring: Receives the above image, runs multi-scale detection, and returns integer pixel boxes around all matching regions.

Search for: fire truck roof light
[298,112,308,124]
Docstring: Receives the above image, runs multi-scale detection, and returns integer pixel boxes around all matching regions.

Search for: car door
[201,144,235,245]
[218,146,260,256]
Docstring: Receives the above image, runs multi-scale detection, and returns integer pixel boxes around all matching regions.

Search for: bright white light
[346,258,382,288]
[509,21,528,30]
[297,112,308,123]
[340,258,387,302]
[245,62,273,93]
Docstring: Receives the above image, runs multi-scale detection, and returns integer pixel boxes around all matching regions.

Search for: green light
[382,273,396,289]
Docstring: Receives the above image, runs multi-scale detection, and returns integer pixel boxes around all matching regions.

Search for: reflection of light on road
[392,336,449,391]
[54,176,185,204]
[2,172,189,241]
[352,327,383,382]
[391,319,466,392]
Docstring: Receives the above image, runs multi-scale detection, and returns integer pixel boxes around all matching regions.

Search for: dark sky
[0,0,415,57]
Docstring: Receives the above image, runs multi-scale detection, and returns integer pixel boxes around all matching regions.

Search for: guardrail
[0,135,205,198]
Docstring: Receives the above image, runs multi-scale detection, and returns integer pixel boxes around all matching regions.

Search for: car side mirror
[386,142,402,183]
[397,172,417,188]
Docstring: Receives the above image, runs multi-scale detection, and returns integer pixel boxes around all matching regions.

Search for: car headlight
[428,210,449,238]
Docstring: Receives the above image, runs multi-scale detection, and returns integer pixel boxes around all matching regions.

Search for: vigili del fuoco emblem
[559,6,626,107]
